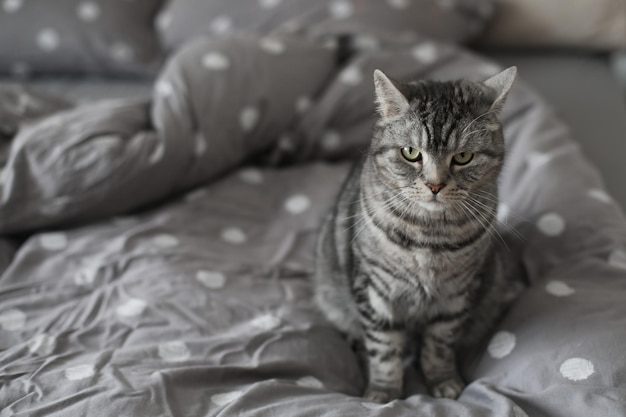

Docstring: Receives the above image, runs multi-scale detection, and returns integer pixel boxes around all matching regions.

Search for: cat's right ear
[373,69,410,120]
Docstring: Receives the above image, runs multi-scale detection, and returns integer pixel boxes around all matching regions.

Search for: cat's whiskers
[461,109,498,135]
[474,190,532,225]
[348,189,408,242]
[466,195,526,243]
[460,199,510,252]
[462,128,494,138]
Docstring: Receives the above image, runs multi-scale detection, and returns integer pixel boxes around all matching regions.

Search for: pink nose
[425,183,446,194]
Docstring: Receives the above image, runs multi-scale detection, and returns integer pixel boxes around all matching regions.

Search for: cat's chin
[417,200,447,212]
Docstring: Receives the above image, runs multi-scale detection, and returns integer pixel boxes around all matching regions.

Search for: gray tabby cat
[314,67,521,403]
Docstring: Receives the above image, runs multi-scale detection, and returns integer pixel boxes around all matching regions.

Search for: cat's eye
[401,147,422,162]
[452,152,474,165]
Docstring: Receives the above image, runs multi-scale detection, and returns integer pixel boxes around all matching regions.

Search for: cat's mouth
[418,197,446,211]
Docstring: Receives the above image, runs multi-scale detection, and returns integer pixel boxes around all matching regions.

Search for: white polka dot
[329,0,354,19]
[156,11,172,30]
[411,42,438,64]
[239,107,260,132]
[152,234,179,248]
[609,249,626,270]
[156,80,174,97]
[285,194,311,214]
[196,270,226,289]
[250,314,281,330]
[545,280,575,297]
[211,391,243,406]
[28,333,56,356]
[560,358,595,381]
[0,309,26,331]
[74,268,98,287]
[158,341,190,363]
[260,38,286,55]
[588,189,612,204]
[209,15,233,35]
[185,188,207,203]
[116,298,148,318]
[40,233,68,250]
[149,141,165,164]
[65,364,96,380]
[238,168,264,184]
[387,0,411,9]
[487,331,516,359]
[110,42,134,62]
[526,152,553,170]
[295,96,312,114]
[512,404,529,417]
[321,130,341,150]
[37,29,60,52]
[259,0,281,8]
[202,52,230,70]
[497,204,510,223]
[537,213,566,236]
[296,376,324,389]
[2,0,22,13]
[353,34,380,51]
[221,228,247,245]
[77,2,100,22]
[194,132,208,156]
[339,65,363,86]
[40,196,71,217]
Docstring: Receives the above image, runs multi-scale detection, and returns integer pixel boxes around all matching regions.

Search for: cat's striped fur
[314,68,521,403]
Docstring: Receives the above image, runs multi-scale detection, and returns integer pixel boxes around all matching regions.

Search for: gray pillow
[0,0,165,77]
[157,0,495,52]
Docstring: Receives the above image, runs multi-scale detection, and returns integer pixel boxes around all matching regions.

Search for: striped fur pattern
[314,68,519,403]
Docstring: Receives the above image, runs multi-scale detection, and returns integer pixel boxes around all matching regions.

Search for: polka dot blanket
[1,34,626,416]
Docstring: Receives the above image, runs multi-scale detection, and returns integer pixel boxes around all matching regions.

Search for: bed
[1,1,626,416]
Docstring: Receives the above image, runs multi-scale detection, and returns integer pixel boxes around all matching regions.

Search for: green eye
[452,152,474,165]
[401,147,422,162]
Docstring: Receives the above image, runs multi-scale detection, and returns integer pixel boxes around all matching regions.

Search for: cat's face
[369,68,516,212]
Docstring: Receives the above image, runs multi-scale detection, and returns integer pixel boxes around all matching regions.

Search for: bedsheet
[1,33,626,417]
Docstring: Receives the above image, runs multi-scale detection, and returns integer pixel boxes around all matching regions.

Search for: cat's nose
[425,183,446,194]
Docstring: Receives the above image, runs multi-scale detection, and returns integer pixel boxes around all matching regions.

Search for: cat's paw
[363,385,402,403]
[431,376,465,399]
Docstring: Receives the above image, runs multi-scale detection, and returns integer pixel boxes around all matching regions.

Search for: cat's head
[367,67,516,212]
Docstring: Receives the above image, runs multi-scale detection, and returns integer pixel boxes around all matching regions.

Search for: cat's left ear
[482,66,517,114]
[373,69,410,120]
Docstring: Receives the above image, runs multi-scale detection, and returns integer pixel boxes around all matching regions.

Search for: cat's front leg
[420,319,466,399]
[361,326,406,403]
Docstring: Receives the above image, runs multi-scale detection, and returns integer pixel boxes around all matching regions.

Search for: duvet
[1,33,626,417]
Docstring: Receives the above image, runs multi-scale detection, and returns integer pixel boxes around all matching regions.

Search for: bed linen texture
[1,33,626,417]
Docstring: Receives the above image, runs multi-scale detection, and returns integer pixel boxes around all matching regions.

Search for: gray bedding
[1,32,626,417]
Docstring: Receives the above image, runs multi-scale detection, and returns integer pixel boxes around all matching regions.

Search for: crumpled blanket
[1,33,626,417]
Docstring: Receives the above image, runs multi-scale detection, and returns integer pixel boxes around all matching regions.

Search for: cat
[313,67,522,403]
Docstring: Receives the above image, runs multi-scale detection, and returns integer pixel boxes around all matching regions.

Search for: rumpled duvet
[1,33,626,417]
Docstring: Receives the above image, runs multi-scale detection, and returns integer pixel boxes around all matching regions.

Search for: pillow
[0,0,165,77]
[478,0,626,50]
[156,0,496,52]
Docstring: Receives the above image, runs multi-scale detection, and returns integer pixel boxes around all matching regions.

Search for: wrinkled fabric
[1,33,626,417]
